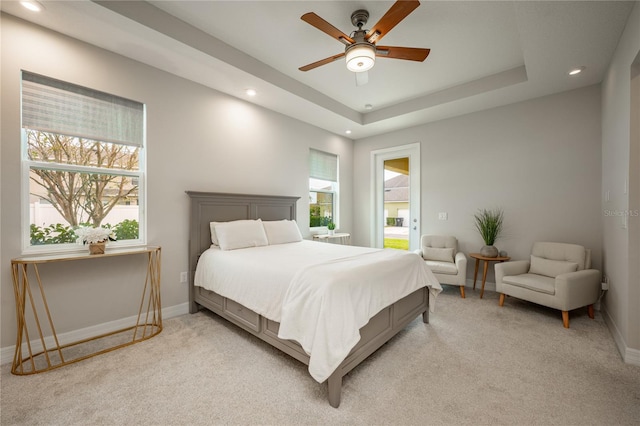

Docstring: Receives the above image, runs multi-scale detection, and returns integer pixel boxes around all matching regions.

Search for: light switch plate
[438,212,448,220]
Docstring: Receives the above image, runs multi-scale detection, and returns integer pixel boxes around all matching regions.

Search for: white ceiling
[2,1,635,139]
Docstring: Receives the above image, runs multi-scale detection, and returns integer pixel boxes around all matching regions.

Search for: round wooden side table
[468,253,511,298]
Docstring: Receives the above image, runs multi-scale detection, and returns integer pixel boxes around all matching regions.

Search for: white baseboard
[625,347,640,366]
[1,302,189,366]
[601,304,640,367]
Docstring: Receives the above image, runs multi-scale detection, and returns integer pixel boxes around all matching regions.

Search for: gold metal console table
[11,246,162,375]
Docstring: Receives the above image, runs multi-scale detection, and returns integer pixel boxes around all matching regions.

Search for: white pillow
[210,221,222,245]
[263,220,303,245]
[422,247,455,263]
[529,255,578,278]
[210,220,257,245]
[214,219,268,251]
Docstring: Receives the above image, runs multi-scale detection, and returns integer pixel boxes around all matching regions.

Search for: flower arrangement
[327,221,336,231]
[74,226,117,245]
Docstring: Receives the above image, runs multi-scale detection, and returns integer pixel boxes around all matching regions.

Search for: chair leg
[588,304,595,319]
[562,311,570,328]
[499,293,505,306]
[460,286,465,298]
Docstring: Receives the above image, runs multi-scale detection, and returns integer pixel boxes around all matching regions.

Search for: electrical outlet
[180,272,188,283]
[438,212,448,220]
[602,276,609,291]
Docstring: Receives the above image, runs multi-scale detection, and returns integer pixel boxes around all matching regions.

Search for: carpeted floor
[2,286,639,425]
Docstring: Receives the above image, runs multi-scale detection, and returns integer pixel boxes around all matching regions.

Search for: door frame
[370,143,421,250]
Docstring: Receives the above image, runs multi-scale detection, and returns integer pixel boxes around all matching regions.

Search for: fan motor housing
[351,9,369,28]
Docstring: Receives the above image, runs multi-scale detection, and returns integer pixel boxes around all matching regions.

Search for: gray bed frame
[186,191,429,408]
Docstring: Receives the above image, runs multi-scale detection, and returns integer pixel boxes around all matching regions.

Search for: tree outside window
[22,71,145,249]
[27,130,140,245]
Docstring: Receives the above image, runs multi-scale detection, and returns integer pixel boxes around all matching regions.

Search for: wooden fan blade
[366,0,420,44]
[301,12,354,45]
[376,46,430,62]
[299,52,346,71]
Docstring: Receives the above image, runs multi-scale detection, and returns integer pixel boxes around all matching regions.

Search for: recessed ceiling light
[20,0,43,12]
[345,130,352,135]
[245,89,257,97]
[568,66,586,76]
[364,104,373,110]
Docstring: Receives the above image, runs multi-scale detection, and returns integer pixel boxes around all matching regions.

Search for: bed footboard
[193,285,428,408]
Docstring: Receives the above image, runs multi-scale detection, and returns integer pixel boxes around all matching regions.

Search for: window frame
[309,149,339,231]
[20,74,146,254]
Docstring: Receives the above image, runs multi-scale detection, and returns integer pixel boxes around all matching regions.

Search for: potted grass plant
[473,208,504,258]
[327,221,336,235]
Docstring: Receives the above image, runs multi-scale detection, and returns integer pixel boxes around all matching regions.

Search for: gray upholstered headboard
[185,191,299,309]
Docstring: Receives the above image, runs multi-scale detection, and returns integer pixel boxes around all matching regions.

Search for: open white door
[371,143,421,250]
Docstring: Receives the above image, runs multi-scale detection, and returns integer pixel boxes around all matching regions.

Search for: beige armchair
[415,235,467,298]
[495,242,601,328]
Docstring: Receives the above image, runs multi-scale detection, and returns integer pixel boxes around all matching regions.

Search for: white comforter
[194,240,442,382]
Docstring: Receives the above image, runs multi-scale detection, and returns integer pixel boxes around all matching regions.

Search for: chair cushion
[531,242,587,270]
[425,260,458,275]
[529,255,578,278]
[502,273,556,295]
[422,247,455,263]
[421,235,457,249]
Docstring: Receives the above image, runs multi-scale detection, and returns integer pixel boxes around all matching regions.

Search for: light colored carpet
[2,286,639,425]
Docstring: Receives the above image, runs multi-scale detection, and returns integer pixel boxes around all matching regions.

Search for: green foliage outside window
[309,191,334,227]
[30,220,139,245]
[310,206,332,227]
[112,219,139,240]
[30,223,78,245]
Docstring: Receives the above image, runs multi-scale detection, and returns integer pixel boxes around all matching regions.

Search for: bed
[187,191,441,407]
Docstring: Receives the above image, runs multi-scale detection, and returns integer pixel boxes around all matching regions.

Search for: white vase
[328,230,335,236]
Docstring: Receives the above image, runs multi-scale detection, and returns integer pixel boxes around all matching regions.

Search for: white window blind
[309,149,338,182]
[21,71,144,147]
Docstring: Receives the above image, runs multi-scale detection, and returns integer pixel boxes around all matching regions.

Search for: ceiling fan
[298,0,430,84]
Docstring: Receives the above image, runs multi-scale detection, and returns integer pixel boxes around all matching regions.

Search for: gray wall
[0,14,354,349]
[353,85,603,290]
[601,2,640,363]
[2,5,638,367]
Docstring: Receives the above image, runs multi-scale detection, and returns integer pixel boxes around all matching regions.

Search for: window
[21,71,145,251]
[309,148,338,228]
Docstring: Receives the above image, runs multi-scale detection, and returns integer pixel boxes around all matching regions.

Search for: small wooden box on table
[10,246,162,375]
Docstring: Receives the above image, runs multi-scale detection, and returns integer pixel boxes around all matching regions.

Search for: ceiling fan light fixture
[568,66,586,76]
[346,44,375,72]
